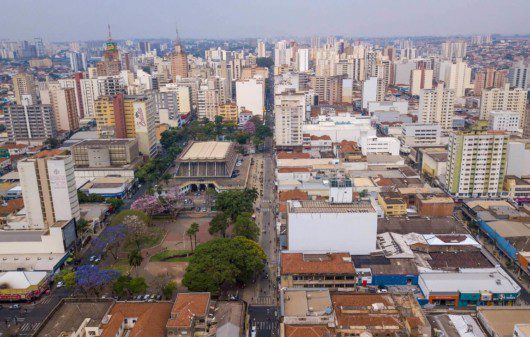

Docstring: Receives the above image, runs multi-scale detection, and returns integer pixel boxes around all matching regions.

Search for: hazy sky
[1,0,529,41]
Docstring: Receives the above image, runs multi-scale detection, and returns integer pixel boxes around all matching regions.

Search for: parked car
[56,281,64,288]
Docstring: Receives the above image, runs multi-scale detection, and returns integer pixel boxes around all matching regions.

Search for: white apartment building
[360,136,400,156]
[302,119,376,143]
[362,77,385,109]
[17,153,80,229]
[257,40,266,58]
[441,59,471,98]
[509,60,529,90]
[297,48,309,72]
[236,77,265,117]
[274,92,306,147]
[132,95,158,157]
[488,111,521,133]
[79,78,100,117]
[418,83,455,132]
[410,68,433,96]
[197,85,220,120]
[480,85,527,128]
[401,123,441,146]
[445,128,509,198]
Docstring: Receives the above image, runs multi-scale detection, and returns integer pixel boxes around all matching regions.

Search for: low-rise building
[418,267,520,307]
[280,252,356,289]
[377,192,407,216]
[79,176,134,198]
[420,148,448,181]
[477,307,530,337]
[415,193,455,217]
[166,292,211,336]
[0,271,49,302]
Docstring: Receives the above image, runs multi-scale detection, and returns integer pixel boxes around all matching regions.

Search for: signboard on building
[133,101,148,133]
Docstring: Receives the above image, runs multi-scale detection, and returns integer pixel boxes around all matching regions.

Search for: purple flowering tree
[243,121,256,135]
[75,264,119,296]
[92,224,127,261]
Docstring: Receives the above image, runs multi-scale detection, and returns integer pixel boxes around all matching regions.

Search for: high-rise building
[18,152,80,229]
[488,111,520,134]
[197,85,220,121]
[418,82,455,132]
[297,48,309,72]
[96,25,121,76]
[445,124,508,198]
[95,94,158,156]
[67,51,87,72]
[235,77,265,117]
[509,60,530,90]
[4,105,57,142]
[274,91,305,147]
[473,68,506,96]
[442,59,471,98]
[218,103,239,123]
[480,84,527,128]
[441,40,467,59]
[362,77,385,109]
[41,84,79,132]
[169,30,189,79]
[311,36,320,50]
[311,75,343,105]
[410,67,433,96]
[257,40,266,58]
[12,73,37,105]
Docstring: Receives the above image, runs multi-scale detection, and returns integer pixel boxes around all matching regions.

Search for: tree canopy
[182,237,266,293]
[233,212,260,241]
[215,189,258,221]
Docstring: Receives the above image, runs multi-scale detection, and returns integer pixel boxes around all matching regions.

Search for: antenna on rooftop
[107,23,112,41]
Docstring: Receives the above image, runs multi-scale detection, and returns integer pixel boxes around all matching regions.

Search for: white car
[251,325,257,337]
[57,281,64,288]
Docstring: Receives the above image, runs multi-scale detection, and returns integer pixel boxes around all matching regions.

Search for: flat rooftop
[283,289,332,317]
[288,200,375,214]
[428,251,494,270]
[378,217,466,235]
[419,268,521,295]
[74,138,137,147]
[179,141,233,161]
[36,300,113,337]
[478,307,530,337]
[281,252,355,275]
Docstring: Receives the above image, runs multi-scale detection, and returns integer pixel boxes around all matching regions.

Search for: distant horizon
[1,0,529,42]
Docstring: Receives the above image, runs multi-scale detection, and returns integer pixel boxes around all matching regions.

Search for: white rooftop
[419,268,521,296]
[0,271,47,289]
[180,141,232,160]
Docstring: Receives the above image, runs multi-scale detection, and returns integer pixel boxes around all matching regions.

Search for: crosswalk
[255,320,278,331]
[38,296,54,305]
[19,322,40,334]
[253,296,274,305]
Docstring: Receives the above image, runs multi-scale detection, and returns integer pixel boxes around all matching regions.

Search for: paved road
[0,287,70,336]
[248,305,279,337]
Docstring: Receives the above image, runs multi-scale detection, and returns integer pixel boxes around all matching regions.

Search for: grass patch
[123,227,166,252]
[150,249,192,262]
[107,258,131,274]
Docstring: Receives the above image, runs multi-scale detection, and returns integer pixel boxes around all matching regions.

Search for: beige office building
[12,73,37,105]
[418,82,455,132]
[480,84,527,128]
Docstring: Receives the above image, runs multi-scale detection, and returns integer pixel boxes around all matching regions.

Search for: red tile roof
[284,325,334,337]
[167,293,210,328]
[100,302,172,337]
[279,190,309,202]
[277,167,311,173]
[281,253,355,275]
[277,152,311,159]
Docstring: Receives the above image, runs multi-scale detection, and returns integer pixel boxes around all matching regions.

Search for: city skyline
[1,0,530,41]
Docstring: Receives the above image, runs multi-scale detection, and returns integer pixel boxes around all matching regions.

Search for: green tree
[186,222,200,251]
[208,213,229,237]
[128,249,143,272]
[182,237,266,293]
[55,269,76,289]
[44,137,60,149]
[113,275,148,296]
[107,197,124,211]
[233,212,260,241]
[162,281,177,299]
[215,189,258,221]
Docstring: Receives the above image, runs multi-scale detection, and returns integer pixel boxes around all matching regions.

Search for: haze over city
[1,0,530,40]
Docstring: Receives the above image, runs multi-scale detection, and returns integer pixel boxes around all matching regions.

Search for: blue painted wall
[371,274,418,286]
[478,220,518,260]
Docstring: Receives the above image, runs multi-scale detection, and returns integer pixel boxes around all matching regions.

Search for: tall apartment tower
[480,84,528,128]
[362,77,385,109]
[18,152,80,229]
[274,91,305,147]
[95,94,158,156]
[169,30,189,79]
[96,26,121,76]
[4,105,57,142]
[443,59,471,98]
[473,68,507,96]
[418,82,455,132]
[257,40,266,58]
[410,67,433,96]
[12,73,38,105]
[445,124,508,198]
[509,60,529,90]
[41,84,80,132]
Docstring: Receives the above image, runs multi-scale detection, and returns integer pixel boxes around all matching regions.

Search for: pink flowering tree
[161,186,185,216]
[131,195,165,216]
[243,121,256,135]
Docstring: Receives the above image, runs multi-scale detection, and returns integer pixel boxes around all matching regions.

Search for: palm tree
[128,249,143,275]
[186,223,200,252]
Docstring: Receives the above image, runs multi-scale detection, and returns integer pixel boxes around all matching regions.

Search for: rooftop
[36,300,113,337]
[0,271,47,289]
[167,292,210,328]
[277,152,311,160]
[288,200,375,214]
[281,252,355,275]
[428,251,494,270]
[478,307,530,337]
[378,217,466,235]
[179,141,233,161]
[419,268,521,295]
[100,302,172,337]
[284,325,334,337]
[283,289,332,317]
[74,138,137,147]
